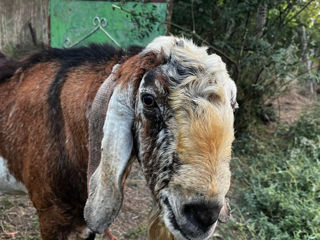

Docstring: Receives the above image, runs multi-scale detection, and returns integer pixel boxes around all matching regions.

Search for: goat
[0,36,237,240]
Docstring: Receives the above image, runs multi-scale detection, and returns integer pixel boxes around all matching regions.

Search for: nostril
[183,202,222,230]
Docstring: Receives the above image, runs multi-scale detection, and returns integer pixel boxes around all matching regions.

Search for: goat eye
[142,94,155,107]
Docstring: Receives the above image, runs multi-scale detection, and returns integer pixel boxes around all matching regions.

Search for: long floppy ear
[84,52,164,233]
[84,76,134,234]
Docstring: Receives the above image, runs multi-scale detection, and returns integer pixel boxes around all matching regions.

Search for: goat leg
[104,229,117,240]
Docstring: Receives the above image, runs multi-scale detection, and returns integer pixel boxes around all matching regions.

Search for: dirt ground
[0,162,152,240]
[272,86,315,124]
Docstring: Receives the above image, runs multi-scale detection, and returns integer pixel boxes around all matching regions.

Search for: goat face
[84,37,237,240]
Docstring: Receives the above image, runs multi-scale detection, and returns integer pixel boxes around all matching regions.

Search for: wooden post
[0,0,49,55]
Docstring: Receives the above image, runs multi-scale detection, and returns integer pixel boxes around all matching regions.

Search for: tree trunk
[256,3,268,38]
[300,26,314,94]
[0,0,49,55]
[225,19,235,40]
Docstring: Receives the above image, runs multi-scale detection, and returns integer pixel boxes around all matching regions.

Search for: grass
[218,106,320,240]
[122,224,147,239]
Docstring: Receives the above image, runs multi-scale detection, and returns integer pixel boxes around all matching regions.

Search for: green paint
[49,0,168,48]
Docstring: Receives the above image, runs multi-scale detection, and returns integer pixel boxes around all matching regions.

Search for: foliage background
[170,0,320,131]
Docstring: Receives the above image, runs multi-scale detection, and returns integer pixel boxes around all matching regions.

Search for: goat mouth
[163,197,192,240]
[162,197,214,240]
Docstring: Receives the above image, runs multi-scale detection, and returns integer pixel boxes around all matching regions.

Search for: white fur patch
[0,156,27,195]
[84,84,135,234]
[143,36,237,108]
[142,36,177,58]
[101,84,134,183]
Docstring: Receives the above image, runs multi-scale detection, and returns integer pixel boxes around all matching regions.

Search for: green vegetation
[122,224,147,239]
[171,0,320,131]
[217,107,320,240]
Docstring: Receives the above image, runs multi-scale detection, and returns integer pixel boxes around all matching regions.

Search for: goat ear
[84,80,134,234]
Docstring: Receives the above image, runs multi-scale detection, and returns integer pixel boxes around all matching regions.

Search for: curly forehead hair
[144,36,237,108]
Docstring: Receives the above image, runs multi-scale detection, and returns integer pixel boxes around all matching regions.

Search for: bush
[171,0,320,132]
[218,108,320,240]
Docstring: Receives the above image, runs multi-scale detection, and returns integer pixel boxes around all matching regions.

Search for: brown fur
[0,60,111,239]
[0,57,120,239]
[0,46,165,239]
[116,52,164,89]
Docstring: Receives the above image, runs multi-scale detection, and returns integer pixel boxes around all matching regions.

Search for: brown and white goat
[0,36,237,240]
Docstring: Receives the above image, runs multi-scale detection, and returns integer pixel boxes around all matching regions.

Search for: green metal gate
[49,0,172,48]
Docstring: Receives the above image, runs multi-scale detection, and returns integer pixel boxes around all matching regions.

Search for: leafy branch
[112,2,240,80]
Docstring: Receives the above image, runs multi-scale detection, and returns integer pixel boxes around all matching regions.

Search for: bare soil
[0,162,152,240]
[273,87,315,124]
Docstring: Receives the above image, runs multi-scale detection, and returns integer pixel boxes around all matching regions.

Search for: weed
[218,107,320,240]
[122,224,147,239]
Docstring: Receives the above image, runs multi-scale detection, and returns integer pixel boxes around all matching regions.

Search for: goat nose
[183,202,222,230]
